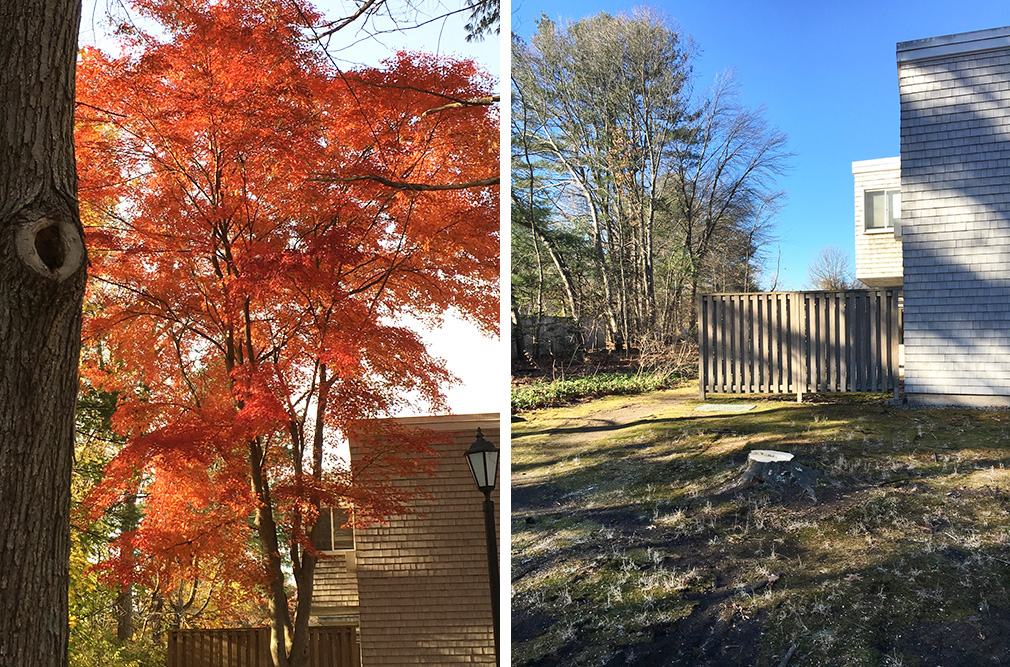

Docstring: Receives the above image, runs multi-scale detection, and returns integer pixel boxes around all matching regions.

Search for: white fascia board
[898,26,1010,63]
[852,157,900,175]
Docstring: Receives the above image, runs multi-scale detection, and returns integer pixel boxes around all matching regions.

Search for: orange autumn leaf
[75,0,498,627]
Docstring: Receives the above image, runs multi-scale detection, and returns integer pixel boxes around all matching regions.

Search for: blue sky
[512,0,1010,289]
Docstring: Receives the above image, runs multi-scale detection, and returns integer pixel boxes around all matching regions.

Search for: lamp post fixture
[465,427,499,665]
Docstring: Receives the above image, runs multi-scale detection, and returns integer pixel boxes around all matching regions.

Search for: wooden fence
[168,626,360,667]
[698,290,901,401]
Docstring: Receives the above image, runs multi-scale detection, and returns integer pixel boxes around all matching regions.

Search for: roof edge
[363,413,501,432]
[898,26,1010,63]
[852,156,900,174]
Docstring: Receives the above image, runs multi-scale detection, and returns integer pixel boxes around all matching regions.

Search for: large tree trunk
[249,438,294,667]
[0,2,85,666]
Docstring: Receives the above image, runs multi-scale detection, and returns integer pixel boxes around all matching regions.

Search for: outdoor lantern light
[465,427,499,665]
[465,427,499,494]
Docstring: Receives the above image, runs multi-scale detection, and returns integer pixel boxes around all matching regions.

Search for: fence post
[891,289,901,403]
[792,292,804,403]
[698,295,707,400]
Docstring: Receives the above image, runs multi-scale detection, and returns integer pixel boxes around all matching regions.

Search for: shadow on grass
[512,393,1010,666]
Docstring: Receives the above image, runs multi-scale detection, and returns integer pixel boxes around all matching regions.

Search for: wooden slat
[774,294,784,392]
[727,294,735,393]
[791,292,802,401]
[810,294,817,392]
[696,290,902,399]
[763,295,771,390]
[890,289,900,400]
[714,296,723,392]
[762,295,771,392]
[870,290,880,391]
[698,296,708,399]
[855,292,866,391]
[826,293,836,391]
[740,296,748,392]
[168,627,359,667]
[756,295,765,392]
[836,292,844,391]
[820,293,829,391]
[742,295,752,393]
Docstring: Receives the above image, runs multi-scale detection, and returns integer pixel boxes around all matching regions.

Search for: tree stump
[724,450,839,501]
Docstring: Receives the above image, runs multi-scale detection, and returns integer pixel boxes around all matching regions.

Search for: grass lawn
[512,383,1010,666]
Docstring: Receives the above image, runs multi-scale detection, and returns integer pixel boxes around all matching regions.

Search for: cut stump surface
[724,449,839,501]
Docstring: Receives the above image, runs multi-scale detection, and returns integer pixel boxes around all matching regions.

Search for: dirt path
[515,384,701,443]
[512,385,705,514]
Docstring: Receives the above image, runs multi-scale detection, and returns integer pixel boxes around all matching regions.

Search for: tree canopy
[512,10,787,349]
[807,245,860,291]
[75,1,499,664]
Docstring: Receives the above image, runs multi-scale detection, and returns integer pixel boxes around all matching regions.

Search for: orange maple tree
[75,0,498,663]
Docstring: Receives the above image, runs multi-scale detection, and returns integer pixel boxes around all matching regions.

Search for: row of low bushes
[511,370,687,411]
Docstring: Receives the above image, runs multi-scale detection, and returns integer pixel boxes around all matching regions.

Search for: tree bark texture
[0,2,85,666]
[248,438,294,667]
[116,494,138,642]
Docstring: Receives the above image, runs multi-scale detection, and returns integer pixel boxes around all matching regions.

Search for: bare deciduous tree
[807,245,858,290]
[512,13,789,348]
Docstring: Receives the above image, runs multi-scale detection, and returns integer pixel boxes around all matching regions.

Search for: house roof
[356,413,500,433]
[898,26,1010,63]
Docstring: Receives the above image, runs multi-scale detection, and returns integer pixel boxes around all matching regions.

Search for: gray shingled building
[854,26,1010,407]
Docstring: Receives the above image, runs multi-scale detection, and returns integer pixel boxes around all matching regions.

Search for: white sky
[77,0,504,418]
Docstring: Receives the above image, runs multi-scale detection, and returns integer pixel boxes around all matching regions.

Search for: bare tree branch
[422,95,499,116]
[313,173,499,190]
[310,0,382,40]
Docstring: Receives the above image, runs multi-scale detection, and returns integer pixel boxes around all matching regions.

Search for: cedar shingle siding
[347,414,499,665]
[853,157,903,288]
[898,28,1010,405]
[312,555,359,617]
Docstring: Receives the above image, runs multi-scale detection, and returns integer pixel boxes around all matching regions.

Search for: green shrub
[70,633,165,667]
[512,371,682,411]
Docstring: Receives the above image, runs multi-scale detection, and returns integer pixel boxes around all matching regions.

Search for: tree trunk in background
[0,2,86,666]
[150,593,165,644]
[116,582,134,643]
[116,493,138,642]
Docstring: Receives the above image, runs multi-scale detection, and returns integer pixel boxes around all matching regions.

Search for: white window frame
[864,189,901,234]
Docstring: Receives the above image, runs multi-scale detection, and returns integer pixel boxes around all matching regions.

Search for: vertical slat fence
[168,627,360,667]
[699,289,901,401]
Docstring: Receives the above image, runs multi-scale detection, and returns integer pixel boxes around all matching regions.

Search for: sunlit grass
[513,386,1010,666]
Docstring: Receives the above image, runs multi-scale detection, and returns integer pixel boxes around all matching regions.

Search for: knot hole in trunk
[15,215,84,282]
[34,223,64,271]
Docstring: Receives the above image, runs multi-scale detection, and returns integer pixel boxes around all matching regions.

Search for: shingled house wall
[853,157,903,287]
[898,27,1010,405]
[311,554,359,623]
[348,414,500,665]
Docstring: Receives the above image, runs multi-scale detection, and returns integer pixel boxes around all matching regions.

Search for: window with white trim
[864,189,901,231]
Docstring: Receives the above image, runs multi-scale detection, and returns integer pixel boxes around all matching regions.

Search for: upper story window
[865,189,901,231]
[313,506,355,552]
